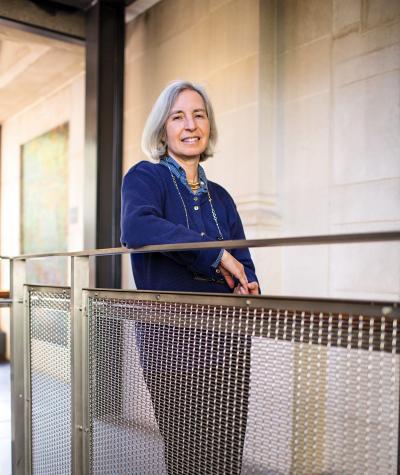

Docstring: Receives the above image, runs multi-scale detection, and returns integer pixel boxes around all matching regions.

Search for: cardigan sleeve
[121,162,222,279]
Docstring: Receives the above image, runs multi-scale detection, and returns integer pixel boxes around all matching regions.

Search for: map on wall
[21,123,69,285]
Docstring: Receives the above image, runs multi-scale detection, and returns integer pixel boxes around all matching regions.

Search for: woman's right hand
[218,250,249,293]
[234,282,259,295]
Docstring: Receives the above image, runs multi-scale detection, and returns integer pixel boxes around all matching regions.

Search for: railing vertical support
[10,258,27,475]
[23,285,32,475]
[71,256,90,475]
[398,318,400,475]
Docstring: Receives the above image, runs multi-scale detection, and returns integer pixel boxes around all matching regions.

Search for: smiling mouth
[181,137,200,143]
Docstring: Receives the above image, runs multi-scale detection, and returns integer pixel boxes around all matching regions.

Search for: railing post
[71,256,90,475]
[10,258,27,475]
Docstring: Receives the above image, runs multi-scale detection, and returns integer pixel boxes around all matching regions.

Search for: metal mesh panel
[29,287,72,474]
[87,295,399,475]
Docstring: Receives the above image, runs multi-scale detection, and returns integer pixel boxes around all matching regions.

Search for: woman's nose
[184,115,196,130]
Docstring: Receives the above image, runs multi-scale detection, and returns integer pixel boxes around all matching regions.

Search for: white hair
[141,80,218,162]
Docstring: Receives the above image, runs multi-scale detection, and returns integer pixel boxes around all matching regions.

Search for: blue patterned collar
[160,155,208,195]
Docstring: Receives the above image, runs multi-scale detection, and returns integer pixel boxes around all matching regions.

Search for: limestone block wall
[277,0,332,297]
[277,0,400,300]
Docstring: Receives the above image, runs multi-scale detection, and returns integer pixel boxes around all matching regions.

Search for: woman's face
[165,89,210,162]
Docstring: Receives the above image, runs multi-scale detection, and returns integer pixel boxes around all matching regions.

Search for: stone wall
[123,0,400,299]
[277,0,400,299]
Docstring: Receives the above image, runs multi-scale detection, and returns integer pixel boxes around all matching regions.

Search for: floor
[0,362,12,475]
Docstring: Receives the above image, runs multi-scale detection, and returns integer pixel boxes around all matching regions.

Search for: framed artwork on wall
[20,123,69,285]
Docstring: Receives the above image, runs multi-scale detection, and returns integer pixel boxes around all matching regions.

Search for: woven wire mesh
[29,287,72,474]
[87,295,399,475]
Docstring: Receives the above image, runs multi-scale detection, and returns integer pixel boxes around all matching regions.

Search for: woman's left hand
[234,282,259,295]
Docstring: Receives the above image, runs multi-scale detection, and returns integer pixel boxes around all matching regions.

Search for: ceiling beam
[0,0,85,42]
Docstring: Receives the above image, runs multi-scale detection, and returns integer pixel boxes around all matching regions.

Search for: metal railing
[9,231,400,474]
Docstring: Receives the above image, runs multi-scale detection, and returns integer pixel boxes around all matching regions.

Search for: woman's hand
[218,250,249,292]
[234,282,259,295]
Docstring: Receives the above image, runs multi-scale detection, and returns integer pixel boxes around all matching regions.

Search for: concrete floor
[0,362,11,475]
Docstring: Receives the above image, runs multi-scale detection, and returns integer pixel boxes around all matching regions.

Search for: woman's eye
[172,115,183,121]
[195,114,205,119]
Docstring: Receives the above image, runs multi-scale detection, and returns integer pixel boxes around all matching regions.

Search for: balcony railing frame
[7,230,400,474]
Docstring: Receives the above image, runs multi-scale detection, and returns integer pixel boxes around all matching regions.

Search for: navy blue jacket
[121,160,258,293]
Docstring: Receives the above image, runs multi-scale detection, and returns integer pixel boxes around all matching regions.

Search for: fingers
[237,269,249,293]
[248,282,259,295]
[220,251,248,292]
[234,282,259,295]
[219,266,235,289]
[233,285,241,294]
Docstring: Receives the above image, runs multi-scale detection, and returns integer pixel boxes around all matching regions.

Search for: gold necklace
[188,180,200,192]
[187,176,200,192]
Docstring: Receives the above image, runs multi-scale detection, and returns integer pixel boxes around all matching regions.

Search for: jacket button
[216,268,221,274]
[193,196,198,201]
[194,206,199,211]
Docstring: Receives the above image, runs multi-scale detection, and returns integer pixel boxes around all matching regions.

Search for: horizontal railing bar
[23,284,70,291]
[11,230,400,260]
[84,290,400,354]
[84,288,400,318]
[0,298,12,306]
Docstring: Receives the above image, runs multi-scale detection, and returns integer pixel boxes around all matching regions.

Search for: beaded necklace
[165,162,224,241]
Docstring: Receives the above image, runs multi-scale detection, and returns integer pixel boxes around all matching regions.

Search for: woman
[121,80,258,474]
[121,80,259,295]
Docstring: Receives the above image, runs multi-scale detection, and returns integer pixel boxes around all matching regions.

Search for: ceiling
[29,0,136,11]
[125,0,161,22]
[29,0,164,27]
[29,0,154,13]
[0,0,162,123]
[0,24,84,123]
